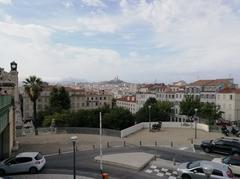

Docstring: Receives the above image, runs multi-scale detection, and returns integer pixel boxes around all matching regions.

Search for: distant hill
[99,77,127,85]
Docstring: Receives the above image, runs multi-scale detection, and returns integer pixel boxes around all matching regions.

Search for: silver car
[0,152,46,175]
[177,160,234,179]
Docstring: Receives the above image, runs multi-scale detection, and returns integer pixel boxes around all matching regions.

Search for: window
[16,157,32,163]
[230,95,233,100]
[35,153,43,160]
[212,169,223,176]
[192,168,204,173]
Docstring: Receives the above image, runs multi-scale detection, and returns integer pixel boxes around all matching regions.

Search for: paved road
[42,146,215,179]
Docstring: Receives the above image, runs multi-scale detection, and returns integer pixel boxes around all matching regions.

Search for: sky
[0,0,240,84]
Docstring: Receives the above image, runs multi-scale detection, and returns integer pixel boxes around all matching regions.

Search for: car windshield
[187,161,201,169]
[3,157,15,165]
[223,156,230,164]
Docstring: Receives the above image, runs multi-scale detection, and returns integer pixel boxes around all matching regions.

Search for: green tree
[199,103,224,125]
[180,95,202,118]
[23,76,43,135]
[49,86,70,112]
[103,107,135,130]
[135,98,172,123]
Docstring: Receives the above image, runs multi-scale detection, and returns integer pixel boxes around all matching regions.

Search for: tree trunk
[33,101,38,135]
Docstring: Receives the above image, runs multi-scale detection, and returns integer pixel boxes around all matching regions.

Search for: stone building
[0,62,20,159]
[22,86,113,121]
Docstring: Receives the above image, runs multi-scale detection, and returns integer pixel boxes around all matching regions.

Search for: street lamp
[70,136,78,179]
[194,108,198,139]
[148,105,151,132]
[171,106,175,122]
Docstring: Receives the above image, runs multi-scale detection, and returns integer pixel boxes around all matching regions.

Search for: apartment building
[116,96,137,114]
[216,88,240,122]
[22,86,113,121]
[186,79,235,104]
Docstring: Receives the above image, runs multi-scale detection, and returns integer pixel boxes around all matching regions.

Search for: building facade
[22,86,113,121]
[0,62,20,159]
[216,88,240,122]
[116,96,137,114]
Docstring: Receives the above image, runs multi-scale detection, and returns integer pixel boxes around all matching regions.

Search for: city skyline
[1,0,240,83]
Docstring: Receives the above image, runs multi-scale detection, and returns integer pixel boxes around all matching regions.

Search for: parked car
[177,160,234,179]
[201,138,240,155]
[212,155,240,176]
[0,152,46,176]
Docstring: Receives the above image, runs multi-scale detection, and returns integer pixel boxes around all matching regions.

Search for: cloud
[80,0,106,8]
[0,0,11,5]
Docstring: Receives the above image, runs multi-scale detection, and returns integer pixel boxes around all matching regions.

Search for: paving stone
[154,169,160,172]
[168,176,177,179]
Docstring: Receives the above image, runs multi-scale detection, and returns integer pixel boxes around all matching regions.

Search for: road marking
[150,165,157,169]
[161,168,168,172]
[145,169,153,174]
[44,151,72,157]
[165,172,171,176]
[179,147,188,150]
[156,173,164,177]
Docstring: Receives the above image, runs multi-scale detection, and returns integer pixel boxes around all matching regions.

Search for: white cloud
[81,0,106,8]
[0,0,11,5]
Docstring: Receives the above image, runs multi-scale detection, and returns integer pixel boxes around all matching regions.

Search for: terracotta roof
[189,79,233,87]
[117,96,136,103]
[218,88,240,94]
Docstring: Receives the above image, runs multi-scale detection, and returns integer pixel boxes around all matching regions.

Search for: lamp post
[99,112,103,173]
[194,108,198,139]
[148,105,151,132]
[171,106,175,122]
[70,136,78,179]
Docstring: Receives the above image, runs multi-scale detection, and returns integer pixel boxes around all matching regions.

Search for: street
[42,146,216,179]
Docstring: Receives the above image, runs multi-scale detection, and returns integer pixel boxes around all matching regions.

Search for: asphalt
[8,174,94,179]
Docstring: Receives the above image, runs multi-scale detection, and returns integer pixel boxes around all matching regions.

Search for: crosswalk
[144,165,178,179]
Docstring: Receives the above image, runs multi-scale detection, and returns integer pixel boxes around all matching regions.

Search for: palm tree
[23,76,43,135]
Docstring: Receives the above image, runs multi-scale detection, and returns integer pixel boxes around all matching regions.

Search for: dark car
[201,138,240,155]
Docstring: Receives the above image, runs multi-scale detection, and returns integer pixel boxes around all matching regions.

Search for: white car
[212,155,240,175]
[0,152,46,175]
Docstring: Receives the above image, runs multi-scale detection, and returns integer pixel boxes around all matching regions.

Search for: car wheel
[0,169,5,176]
[182,174,191,179]
[29,167,38,174]
[203,147,211,153]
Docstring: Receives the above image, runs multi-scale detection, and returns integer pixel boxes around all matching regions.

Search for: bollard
[173,158,176,166]
[101,172,109,179]
[155,141,157,147]
[140,141,142,147]
[123,141,126,147]
[171,141,173,148]
[93,145,95,150]
[107,142,110,148]
[58,148,61,155]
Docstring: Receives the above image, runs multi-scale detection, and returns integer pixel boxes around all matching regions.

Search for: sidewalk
[8,174,94,179]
